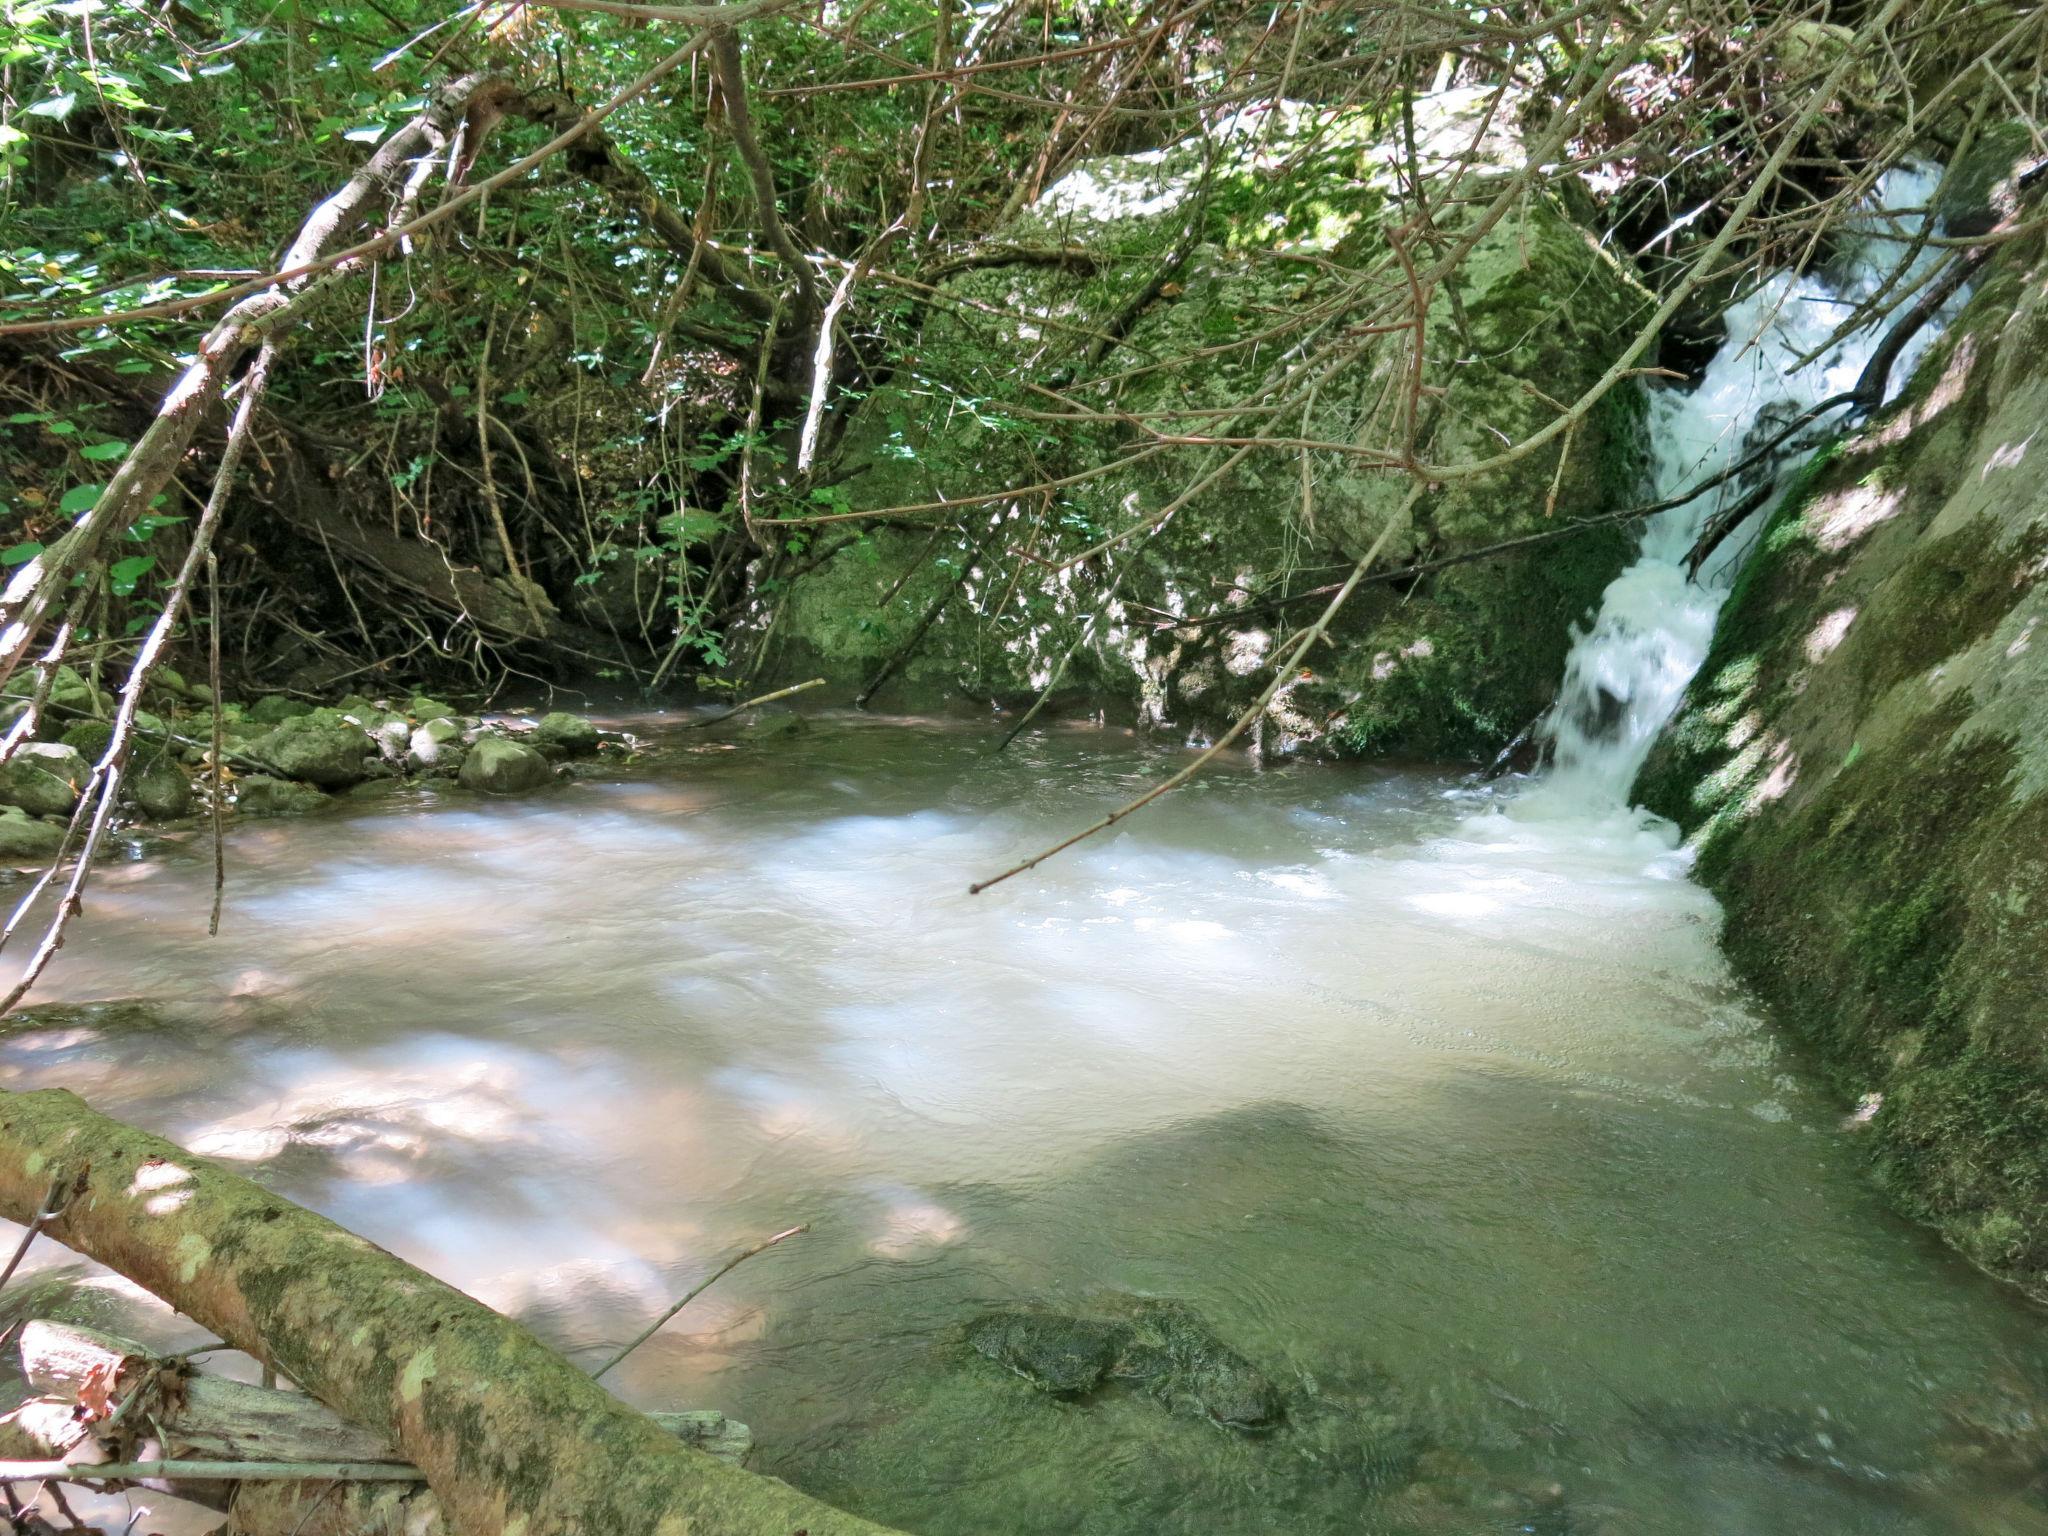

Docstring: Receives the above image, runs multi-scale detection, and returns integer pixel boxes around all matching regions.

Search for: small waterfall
[1530,165,1949,814]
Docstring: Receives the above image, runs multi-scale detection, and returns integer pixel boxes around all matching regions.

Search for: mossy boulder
[0,741,88,817]
[749,89,1649,759]
[0,804,64,863]
[533,711,601,757]
[130,756,194,820]
[59,719,115,764]
[249,716,374,788]
[246,694,314,726]
[1635,220,2048,1295]
[234,774,330,817]
[1,665,107,740]
[457,735,555,795]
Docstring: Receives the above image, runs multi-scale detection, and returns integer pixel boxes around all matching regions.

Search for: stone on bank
[458,736,556,795]
[0,742,88,818]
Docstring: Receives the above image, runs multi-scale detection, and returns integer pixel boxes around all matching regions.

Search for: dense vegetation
[4,0,2027,692]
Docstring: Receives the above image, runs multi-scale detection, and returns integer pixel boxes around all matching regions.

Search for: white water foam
[1526,164,1950,817]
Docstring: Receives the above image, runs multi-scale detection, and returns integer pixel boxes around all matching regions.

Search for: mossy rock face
[1635,222,2048,1295]
[745,92,1652,759]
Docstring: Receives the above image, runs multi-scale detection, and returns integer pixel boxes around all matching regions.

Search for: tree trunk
[0,1089,905,1536]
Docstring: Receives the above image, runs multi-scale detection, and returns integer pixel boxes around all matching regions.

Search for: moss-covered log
[0,1088,905,1536]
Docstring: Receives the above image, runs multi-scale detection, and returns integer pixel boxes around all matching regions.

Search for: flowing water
[7,171,2047,1535]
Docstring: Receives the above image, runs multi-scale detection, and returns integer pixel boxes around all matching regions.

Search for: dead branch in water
[592,1222,810,1381]
[681,675,827,727]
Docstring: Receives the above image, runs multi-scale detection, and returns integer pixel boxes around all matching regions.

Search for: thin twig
[590,1223,808,1381]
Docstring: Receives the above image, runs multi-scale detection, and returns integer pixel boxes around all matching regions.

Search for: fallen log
[2,1320,752,1535]
[0,1089,904,1536]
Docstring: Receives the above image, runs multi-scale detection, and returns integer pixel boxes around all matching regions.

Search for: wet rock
[409,695,458,722]
[968,1310,1128,1396]
[130,756,194,820]
[407,717,467,772]
[234,774,330,817]
[1,664,107,739]
[745,712,809,740]
[0,805,64,863]
[1937,122,2037,238]
[1288,1369,1425,1487]
[533,711,601,757]
[246,694,314,726]
[0,741,88,817]
[250,718,373,788]
[59,719,114,763]
[1113,1299,1283,1430]
[967,1296,1281,1431]
[457,735,556,795]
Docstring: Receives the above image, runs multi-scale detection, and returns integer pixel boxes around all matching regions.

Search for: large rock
[130,756,194,820]
[250,717,374,788]
[457,735,555,795]
[234,775,330,817]
[533,711,601,756]
[746,90,1648,759]
[1,665,107,739]
[0,805,64,863]
[1636,219,2048,1294]
[246,694,314,725]
[0,742,88,817]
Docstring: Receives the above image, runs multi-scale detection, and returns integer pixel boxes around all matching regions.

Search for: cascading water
[1531,165,1950,813]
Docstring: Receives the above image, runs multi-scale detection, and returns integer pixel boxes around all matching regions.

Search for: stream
[7,170,2048,1535]
[6,716,2048,1534]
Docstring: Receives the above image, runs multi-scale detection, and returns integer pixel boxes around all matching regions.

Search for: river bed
[5,713,2046,1534]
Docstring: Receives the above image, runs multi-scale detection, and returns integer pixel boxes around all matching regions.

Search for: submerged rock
[966,1296,1281,1431]
[0,805,64,863]
[458,735,555,795]
[533,711,601,756]
[234,774,330,817]
[1113,1299,1284,1431]
[968,1310,1128,1396]
[0,742,88,817]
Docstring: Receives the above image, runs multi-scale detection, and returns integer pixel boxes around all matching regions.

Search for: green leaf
[24,93,77,119]
[108,553,155,594]
[1,541,43,566]
[79,439,128,461]
[58,483,104,515]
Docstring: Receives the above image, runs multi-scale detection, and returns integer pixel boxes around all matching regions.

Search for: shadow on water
[3,718,2048,1534]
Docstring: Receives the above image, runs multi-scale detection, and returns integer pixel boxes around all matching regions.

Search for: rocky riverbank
[1636,138,2048,1294]
[0,667,618,862]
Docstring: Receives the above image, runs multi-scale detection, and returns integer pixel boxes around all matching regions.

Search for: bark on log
[0,1089,903,1536]
[3,1321,753,1535]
